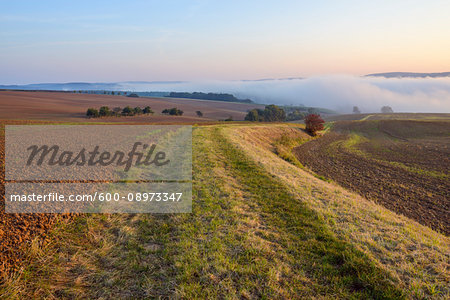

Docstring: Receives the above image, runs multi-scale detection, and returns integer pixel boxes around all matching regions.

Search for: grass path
[1,124,447,298]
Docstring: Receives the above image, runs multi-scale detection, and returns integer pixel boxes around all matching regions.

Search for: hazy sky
[1,0,450,84]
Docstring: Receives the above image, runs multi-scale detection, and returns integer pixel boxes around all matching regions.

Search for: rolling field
[1,121,449,299]
[0,91,264,122]
[295,119,450,235]
[324,113,450,122]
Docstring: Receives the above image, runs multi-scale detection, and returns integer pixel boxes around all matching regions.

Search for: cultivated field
[324,113,450,122]
[295,119,450,235]
[0,111,449,298]
[0,91,264,122]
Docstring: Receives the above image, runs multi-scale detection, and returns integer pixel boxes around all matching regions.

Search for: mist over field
[118,75,450,113]
[2,75,450,113]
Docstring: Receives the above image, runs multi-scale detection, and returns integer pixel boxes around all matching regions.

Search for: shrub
[381,106,393,113]
[196,110,203,117]
[143,106,154,114]
[245,109,261,121]
[305,114,325,136]
[162,108,183,116]
[122,106,134,116]
[134,107,143,115]
[99,106,111,117]
[112,107,122,116]
[286,110,306,121]
[86,108,99,118]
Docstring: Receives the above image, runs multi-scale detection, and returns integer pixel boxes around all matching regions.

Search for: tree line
[86,106,154,118]
[167,92,253,103]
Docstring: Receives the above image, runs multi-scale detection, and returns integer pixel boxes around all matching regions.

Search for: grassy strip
[212,127,404,299]
[166,127,317,298]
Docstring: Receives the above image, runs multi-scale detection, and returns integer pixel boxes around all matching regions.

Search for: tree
[305,114,325,136]
[86,108,99,118]
[113,107,122,116]
[353,106,361,114]
[263,104,286,122]
[169,108,183,116]
[143,106,154,114]
[163,108,183,116]
[286,110,306,121]
[111,91,115,95]
[224,116,233,121]
[122,106,134,116]
[196,110,203,117]
[134,107,143,115]
[307,107,317,114]
[99,106,111,117]
[245,109,261,121]
[381,106,393,113]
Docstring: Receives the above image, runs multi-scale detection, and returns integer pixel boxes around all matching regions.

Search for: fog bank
[120,75,450,113]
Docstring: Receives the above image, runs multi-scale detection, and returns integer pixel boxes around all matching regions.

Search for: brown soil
[0,121,82,279]
[294,120,450,235]
[0,90,264,122]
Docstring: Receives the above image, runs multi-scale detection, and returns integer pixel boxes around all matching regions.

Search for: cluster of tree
[305,114,325,136]
[76,90,127,96]
[353,106,361,114]
[86,106,154,118]
[286,109,307,121]
[167,92,253,103]
[127,93,139,98]
[162,108,184,116]
[244,105,286,122]
[381,106,394,113]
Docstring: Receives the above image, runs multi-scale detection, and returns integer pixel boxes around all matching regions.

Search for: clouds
[119,75,450,113]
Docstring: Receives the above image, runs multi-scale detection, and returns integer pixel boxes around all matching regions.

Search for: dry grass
[224,124,449,299]
[1,123,447,299]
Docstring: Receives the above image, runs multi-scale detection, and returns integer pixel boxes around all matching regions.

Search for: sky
[1,0,450,84]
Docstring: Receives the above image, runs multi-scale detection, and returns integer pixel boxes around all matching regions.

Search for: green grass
[208,127,403,299]
[0,125,409,299]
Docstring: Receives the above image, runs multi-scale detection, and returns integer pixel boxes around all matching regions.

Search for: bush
[196,111,203,117]
[122,106,134,116]
[162,108,183,116]
[134,107,143,115]
[99,106,111,117]
[286,110,306,121]
[86,108,99,118]
[305,114,325,136]
[381,106,393,113]
[244,109,261,121]
[143,106,154,114]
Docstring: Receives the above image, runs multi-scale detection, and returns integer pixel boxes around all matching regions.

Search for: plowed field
[294,120,450,235]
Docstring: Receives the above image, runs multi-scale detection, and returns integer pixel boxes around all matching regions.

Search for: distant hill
[0,81,186,91]
[166,92,253,103]
[366,72,450,78]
